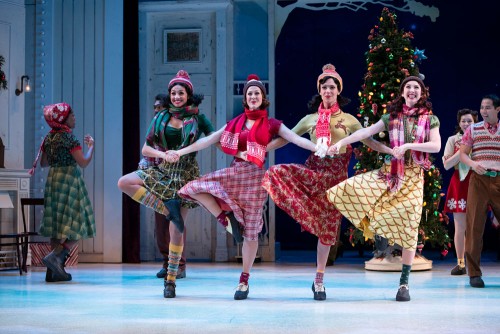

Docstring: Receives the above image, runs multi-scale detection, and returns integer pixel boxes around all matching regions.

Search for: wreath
[0,55,8,90]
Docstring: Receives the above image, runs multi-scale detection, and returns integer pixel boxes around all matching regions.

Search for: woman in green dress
[34,102,96,282]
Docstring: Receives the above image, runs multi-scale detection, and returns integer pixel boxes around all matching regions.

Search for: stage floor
[1,251,500,334]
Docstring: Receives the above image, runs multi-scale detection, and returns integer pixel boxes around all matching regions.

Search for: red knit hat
[43,102,72,129]
[243,74,266,97]
[317,63,343,93]
[168,70,194,93]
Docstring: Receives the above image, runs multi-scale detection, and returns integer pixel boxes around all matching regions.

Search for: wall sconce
[15,75,31,96]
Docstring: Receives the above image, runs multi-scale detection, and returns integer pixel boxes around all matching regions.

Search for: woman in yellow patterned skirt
[326,76,441,302]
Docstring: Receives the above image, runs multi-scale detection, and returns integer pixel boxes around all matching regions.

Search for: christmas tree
[347,7,450,258]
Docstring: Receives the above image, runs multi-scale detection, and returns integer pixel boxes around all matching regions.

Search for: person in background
[460,94,500,288]
[30,102,95,282]
[442,108,478,276]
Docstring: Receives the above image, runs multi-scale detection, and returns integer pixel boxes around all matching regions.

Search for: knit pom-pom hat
[317,63,343,93]
[243,74,266,97]
[168,70,194,93]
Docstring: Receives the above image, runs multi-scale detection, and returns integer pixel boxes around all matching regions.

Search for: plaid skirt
[39,166,96,240]
[326,162,423,251]
[444,169,471,213]
[262,148,352,245]
[178,159,267,241]
[136,155,200,209]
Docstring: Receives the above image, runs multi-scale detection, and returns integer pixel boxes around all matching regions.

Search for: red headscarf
[43,102,72,131]
[29,102,73,175]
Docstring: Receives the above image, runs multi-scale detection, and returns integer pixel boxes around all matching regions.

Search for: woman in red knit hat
[118,70,214,298]
[168,74,317,300]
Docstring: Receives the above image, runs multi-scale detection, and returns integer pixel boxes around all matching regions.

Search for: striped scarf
[315,102,340,146]
[383,105,432,192]
[148,105,199,150]
[220,108,269,168]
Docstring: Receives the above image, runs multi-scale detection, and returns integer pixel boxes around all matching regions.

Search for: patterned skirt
[40,166,96,240]
[136,155,200,209]
[262,147,352,245]
[178,159,267,241]
[444,169,471,213]
[326,162,424,251]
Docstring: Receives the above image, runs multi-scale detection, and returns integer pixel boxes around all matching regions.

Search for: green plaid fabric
[40,166,96,240]
[136,155,200,208]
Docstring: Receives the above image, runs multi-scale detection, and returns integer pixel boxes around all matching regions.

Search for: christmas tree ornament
[414,48,427,63]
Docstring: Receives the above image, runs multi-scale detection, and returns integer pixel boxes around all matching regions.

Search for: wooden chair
[0,231,23,275]
[20,198,45,273]
[0,192,23,274]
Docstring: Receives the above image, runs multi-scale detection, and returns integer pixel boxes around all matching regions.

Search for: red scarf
[382,105,432,192]
[220,108,269,168]
[315,102,340,146]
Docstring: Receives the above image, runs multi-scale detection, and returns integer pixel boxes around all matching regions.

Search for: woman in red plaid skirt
[168,74,317,300]
[262,64,390,301]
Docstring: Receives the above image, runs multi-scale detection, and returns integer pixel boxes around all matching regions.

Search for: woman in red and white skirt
[262,64,391,300]
[167,75,317,300]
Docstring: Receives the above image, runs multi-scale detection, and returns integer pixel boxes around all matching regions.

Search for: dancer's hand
[164,150,179,163]
[392,144,408,159]
[314,137,328,158]
[236,151,248,161]
[84,134,94,148]
[326,142,342,156]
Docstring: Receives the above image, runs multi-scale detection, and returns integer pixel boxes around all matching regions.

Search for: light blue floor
[1,251,500,334]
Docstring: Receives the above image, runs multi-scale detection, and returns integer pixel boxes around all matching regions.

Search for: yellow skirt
[326,163,423,250]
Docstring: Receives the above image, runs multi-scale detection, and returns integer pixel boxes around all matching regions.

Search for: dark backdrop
[274,1,500,251]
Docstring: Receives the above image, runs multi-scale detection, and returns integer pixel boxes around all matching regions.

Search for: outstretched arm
[277,124,316,152]
[175,126,225,157]
[361,137,393,155]
[266,137,288,152]
[392,127,441,159]
[328,119,385,155]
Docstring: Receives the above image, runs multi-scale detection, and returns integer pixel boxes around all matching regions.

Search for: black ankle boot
[225,212,243,244]
[45,268,55,282]
[42,245,71,281]
[164,199,184,233]
[164,280,176,298]
[45,267,72,282]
